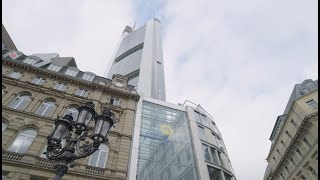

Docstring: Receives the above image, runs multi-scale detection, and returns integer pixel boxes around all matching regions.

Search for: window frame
[54,83,67,92]
[75,89,88,97]
[65,69,78,77]
[7,128,37,153]
[31,76,46,85]
[306,100,318,109]
[7,70,22,79]
[47,64,62,72]
[35,100,56,117]
[82,74,94,81]
[88,144,109,168]
[8,94,31,110]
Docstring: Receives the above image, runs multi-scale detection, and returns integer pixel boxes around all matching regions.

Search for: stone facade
[264,80,318,180]
[2,56,139,180]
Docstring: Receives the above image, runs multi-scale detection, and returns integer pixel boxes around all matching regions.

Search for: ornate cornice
[2,59,140,101]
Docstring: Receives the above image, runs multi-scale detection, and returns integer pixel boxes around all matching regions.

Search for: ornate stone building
[2,47,139,179]
[263,79,318,180]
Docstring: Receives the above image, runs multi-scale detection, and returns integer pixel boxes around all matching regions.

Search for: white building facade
[105,18,166,101]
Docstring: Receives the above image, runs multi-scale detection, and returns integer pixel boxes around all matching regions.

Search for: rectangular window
[115,80,124,87]
[210,147,220,165]
[82,74,94,81]
[54,83,67,92]
[110,98,120,106]
[23,58,37,65]
[8,70,22,79]
[306,100,318,109]
[75,89,88,97]
[195,111,202,124]
[201,114,208,126]
[65,69,78,77]
[198,126,207,141]
[202,144,212,162]
[47,64,61,72]
[31,76,45,85]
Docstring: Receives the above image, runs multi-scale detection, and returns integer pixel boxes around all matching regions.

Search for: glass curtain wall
[137,101,198,180]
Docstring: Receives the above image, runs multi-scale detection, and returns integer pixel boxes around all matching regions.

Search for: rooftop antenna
[132,21,136,30]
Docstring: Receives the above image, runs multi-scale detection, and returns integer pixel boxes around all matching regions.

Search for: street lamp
[45,102,115,180]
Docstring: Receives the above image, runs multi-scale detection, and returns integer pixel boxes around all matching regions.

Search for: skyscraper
[105,18,166,101]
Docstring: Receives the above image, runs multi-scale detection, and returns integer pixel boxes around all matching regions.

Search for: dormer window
[82,74,94,81]
[23,58,38,65]
[48,64,62,72]
[115,80,124,87]
[65,69,78,77]
[8,70,22,79]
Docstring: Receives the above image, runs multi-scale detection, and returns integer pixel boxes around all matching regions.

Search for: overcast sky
[3,0,318,179]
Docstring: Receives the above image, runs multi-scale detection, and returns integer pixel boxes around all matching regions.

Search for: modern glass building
[128,97,236,180]
[104,18,166,101]
[107,19,237,180]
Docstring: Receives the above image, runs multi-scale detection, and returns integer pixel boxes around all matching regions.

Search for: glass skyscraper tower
[106,19,236,180]
[105,18,166,101]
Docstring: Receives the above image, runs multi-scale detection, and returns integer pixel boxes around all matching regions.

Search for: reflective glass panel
[137,101,198,180]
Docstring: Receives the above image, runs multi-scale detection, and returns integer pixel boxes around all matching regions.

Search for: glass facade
[137,101,198,180]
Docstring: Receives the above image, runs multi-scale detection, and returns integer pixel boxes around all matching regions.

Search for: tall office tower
[105,18,166,101]
[263,79,318,180]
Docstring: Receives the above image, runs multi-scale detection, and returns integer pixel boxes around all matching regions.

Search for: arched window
[9,94,31,110]
[64,106,79,121]
[8,128,37,153]
[2,122,8,131]
[88,144,109,168]
[36,100,56,117]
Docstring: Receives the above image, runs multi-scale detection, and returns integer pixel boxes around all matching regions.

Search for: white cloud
[161,0,318,179]
[3,0,135,76]
[3,0,318,179]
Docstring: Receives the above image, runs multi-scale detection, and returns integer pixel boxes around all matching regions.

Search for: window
[82,74,94,81]
[64,107,79,121]
[35,100,55,117]
[210,147,219,164]
[277,149,281,155]
[194,111,208,126]
[65,69,78,77]
[290,158,296,165]
[291,119,298,128]
[47,64,62,72]
[7,70,22,79]
[110,98,120,106]
[2,122,8,132]
[286,131,292,139]
[198,126,207,141]
[88,144,109,168]
[202,144,212,162]
[31,76,46,85]
[115,80,124,87]
[9,94,31,110]
[296,148,303,158]
[54,83,67,92]
[208,166,222,180]
[2,85,6,96]
[75,89,88,97]
[285,166,290,173]
[8,129,37,153]
[303,137,312,148]
[23,58,37,65]
[6,51,20,59]
[307,100,318,109]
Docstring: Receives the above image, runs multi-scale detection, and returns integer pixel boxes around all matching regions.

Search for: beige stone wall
[265,91,318,180]
[2,62,139,180]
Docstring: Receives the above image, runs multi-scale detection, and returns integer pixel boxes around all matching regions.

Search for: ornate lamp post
[45,102,115,180]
